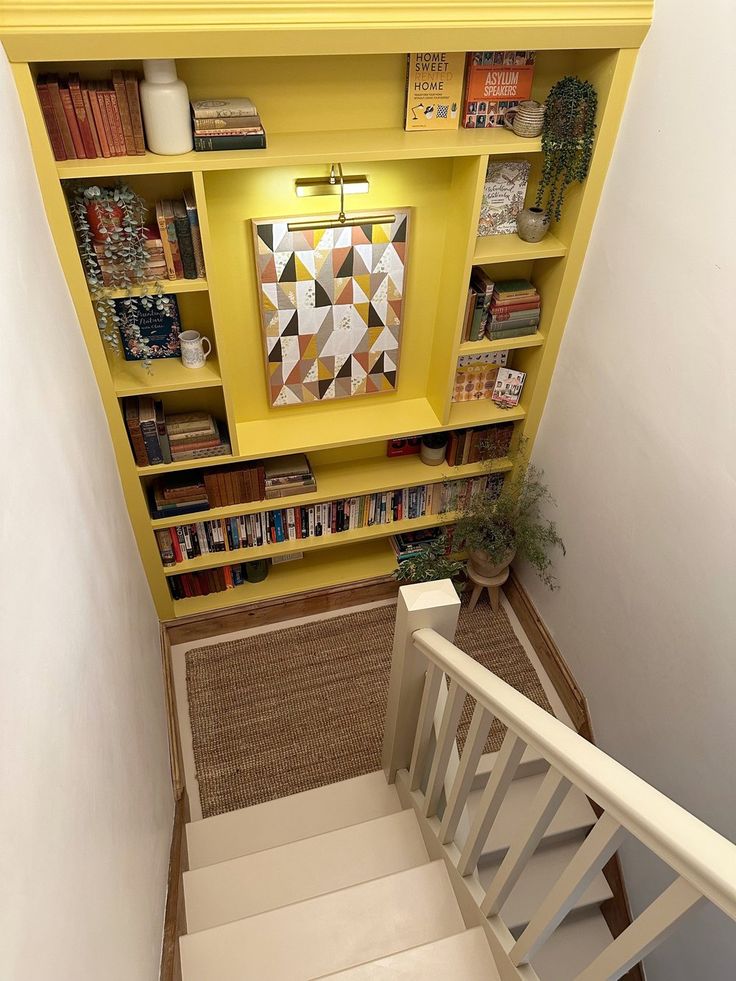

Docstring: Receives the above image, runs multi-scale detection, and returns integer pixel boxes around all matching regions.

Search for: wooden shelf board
[473,232,567,264]
[458,332,545,357]
[235,397,443,460]
[99,278,208,299]
[448,400,526,429]
[138,453,235,477]
[163,510,458,576]
[112,356,222,397]
[56,128,541,179]
[150,456,513,528]
[170,539,398,616]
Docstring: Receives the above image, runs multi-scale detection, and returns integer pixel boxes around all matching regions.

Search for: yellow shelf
[150,456,513,529]
[56,128,541,179]
[169,539,398,618]
[448,400,526,429]
[473,233,567,264]
[163,510,458,576]
[138,453,234,476]
[112,356,222,397]
[458,332,546,356]
[99,278,208,299]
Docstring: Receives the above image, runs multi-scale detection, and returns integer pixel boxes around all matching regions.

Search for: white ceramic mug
[179,330,212,369]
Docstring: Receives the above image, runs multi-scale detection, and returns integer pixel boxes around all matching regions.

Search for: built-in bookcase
[3,5,651,619]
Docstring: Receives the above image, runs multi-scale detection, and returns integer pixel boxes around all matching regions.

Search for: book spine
[491,300,541,315]
[112,70,137,155]
[155,203,177,280]
[155,530,176,566]
[125,407,149,467]
[191,104,258,119]
[183,192,206,278]
[489,309,541,323]
[173,211,198,279]
[104,86,127,156]
[91,82,113,157]
[193,114,262,130]
[164,205,184,278]
[123,72,147,154]
[193,133,266,151]
[36,77,67,160]
[59,83,86,158]
[139,420,163,465]
[192,127,263,137]
[68,75,97,158]
[168,444,230,461]
[80,83,102,157]
[46,78,76,159]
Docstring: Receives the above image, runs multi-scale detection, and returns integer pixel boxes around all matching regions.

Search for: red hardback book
[68,74,97,158]
[59,82,86,157]
[103,84,127,155]
[80,83,102,157]
[36,75,67,160]
[463,51,535,128]
[46,76,76,158]
[124,71,147,154]
[112,70,137,155]
[87,82,110,157]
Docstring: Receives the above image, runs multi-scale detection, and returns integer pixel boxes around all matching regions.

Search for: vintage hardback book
[182,190,206,278]
[463,51,535,128]
[190,97,258,119]
[404,52,465,131]
[478,160,530,236]
[114,295,181,361]
[193,132,266,151]
[172,201,198,279]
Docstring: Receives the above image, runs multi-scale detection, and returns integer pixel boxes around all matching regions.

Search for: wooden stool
[466,565,509,614]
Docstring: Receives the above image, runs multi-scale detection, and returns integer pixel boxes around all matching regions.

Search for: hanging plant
[534,76,597,223]
[68,182,171,367]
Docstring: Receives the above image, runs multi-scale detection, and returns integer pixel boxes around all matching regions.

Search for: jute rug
[186,603,553,818]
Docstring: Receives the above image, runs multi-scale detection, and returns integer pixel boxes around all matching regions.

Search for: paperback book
[404,52,465,131]
[491,367,526,407]
[478,160,530,236]
[114,295,181,361]
[463,51,536,128]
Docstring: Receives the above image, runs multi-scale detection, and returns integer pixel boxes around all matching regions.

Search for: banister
[412,625,736,923]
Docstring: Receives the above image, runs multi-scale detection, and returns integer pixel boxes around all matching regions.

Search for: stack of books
[461,267,496,342]
[124,399,230,468]
[264,454,317,500]
[190,98,267,151]
[390,527,445,563]
[203,463,267,508]
[446,421,514,466]
[150,475,209,520]
[37,71,145,161]
[486,279,541,339]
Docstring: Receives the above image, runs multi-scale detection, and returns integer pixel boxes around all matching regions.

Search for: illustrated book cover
[478,160,530,236]
[491,367,526,407]
[115,295,181,361]
[463,51,536,128]
[404,52,465,131]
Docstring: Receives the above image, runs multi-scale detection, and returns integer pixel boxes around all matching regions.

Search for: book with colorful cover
[404,52,465,131]
[478,160,530,236]
[463,51,535,128]
[452,351,509,403]
[114,295,181,361]
[491,367,526,407]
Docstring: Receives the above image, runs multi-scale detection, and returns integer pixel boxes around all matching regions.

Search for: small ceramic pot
[503,100,545,138]
[420,433,449,467]
[468,548,516,579]
[517,207,550,243]
[246,560,269,583]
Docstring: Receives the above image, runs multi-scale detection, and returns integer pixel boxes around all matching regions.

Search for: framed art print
[252,210,409,406]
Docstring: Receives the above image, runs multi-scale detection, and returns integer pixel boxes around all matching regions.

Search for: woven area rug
[186,602,553,818]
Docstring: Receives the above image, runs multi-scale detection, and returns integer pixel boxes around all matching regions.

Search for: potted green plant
[420,431,449,466]
[455,456,565,588]
[531,75,597,225]
[68,182,171,367]
[393,534,465,595]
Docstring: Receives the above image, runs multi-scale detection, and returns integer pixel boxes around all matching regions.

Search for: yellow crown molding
[2,1,653,61]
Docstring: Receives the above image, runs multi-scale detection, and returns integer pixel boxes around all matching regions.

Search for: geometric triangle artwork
[253,210,410,406]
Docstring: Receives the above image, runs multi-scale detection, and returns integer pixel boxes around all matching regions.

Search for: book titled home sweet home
[463,51,536,128]
[404,52,465,130]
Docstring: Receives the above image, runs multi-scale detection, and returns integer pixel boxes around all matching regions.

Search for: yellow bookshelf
[2,3,651,620]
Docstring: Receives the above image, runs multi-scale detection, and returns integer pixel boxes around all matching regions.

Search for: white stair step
[472,746,548,790]
[461,772,597,864]
[477,836,613,934]
[187,771,401,870]
[185,810,429,932]
[180,861,465,981]
[530,908,614,981]
[320,927,500,979]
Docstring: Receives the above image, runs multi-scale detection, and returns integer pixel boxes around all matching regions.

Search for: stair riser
[471,755,549,791]
[478,825,595,867]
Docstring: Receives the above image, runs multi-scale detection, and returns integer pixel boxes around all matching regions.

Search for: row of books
[38,72,145,161]
[446,421,514,466]
[191,97,267,152]
[86,192,205,286]
[487,279,541,338]
[405,50,535,132]
[168,561,269,600]
[153,474,504,565]
[124,401,231,468]
[390,527,446,562]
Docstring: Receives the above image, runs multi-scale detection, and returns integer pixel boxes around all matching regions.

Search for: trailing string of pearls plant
[68,182,171,369]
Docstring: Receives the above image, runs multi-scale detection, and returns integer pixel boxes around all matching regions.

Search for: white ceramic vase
[139,59,194,155]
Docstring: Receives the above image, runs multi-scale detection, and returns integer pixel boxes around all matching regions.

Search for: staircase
[176,582,736,980]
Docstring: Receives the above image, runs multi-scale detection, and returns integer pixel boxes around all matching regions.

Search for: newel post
[382,580,461,783]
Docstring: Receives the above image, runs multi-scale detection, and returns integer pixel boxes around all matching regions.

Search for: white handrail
[412,625,736,924]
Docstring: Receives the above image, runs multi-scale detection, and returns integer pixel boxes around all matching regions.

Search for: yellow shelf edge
[150,456,513,529]
[458,332,545,356]
[112,356,222,397]
[163,510,458,576]
[473,232,567,264]
[98,278,208,299]
[138,453,235,476]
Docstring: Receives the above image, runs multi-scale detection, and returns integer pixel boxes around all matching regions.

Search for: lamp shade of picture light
[294,174,370,197]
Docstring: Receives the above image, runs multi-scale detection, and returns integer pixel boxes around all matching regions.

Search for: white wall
[0,51,173,981]
[517,0,736,976]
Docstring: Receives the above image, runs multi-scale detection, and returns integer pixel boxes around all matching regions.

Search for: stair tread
[530,908,614,981]
[185,810,429,932]
[477,836,613,933]
[180,860,465,981]
[462,771,597,862]
[473,746,548,789]
[187,771,401,870]
[318,927,501,979]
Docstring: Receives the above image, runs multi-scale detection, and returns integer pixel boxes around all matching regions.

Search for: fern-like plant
[393,534,466,595]
[534,76,597,223]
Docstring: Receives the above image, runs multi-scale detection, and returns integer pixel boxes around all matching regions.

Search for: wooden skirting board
[159,789,189,981]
